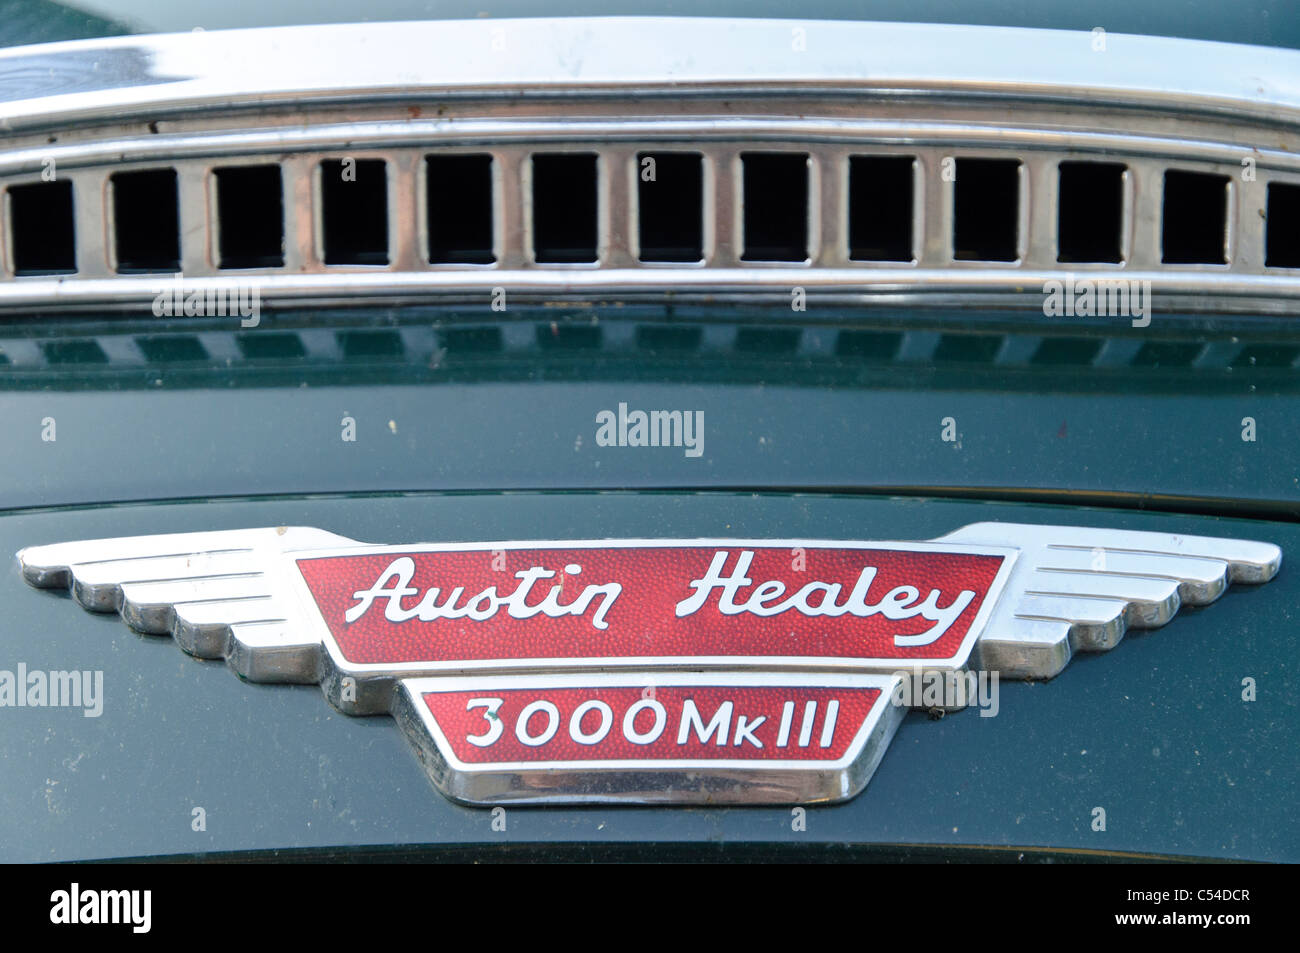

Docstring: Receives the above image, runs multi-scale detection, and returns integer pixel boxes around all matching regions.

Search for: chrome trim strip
[4,120,1300,178]
[1,19,1298,129]
[1,268,1296,310]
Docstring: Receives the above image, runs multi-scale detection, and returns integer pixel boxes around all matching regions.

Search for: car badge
[16,523,1281,806]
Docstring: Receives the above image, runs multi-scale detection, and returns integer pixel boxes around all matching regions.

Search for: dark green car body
[2,303,1296,862]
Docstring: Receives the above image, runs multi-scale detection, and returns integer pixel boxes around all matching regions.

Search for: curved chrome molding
[4,119,1300,179]
[0,18,1299,129]
[2,269,1298,316]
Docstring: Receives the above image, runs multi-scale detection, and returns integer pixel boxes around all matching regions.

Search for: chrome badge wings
[16,523,1282,806]
[937,523,1282,679]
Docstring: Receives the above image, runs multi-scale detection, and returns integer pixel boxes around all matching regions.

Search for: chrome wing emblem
[16,523,1281,806]
[937,522,1282,678]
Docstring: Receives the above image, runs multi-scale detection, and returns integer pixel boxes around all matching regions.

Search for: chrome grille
[0,18,1297,315]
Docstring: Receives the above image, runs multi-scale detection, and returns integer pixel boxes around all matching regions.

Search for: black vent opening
[43,339,108,364]
[637,152,703,262]
[532,154,598,263]
[1161,170,1228,264]
[137,335,209,363]
[321,159,389,266]
[1031,336,1104,366]
[111,169,180,273]
[238,333,307,360]
[1133,340,1204,367]
[1057,162,1124,263]
[1231,343,1300,368]
[1265,182,1300,268]
[741,153,809,262]
[953,158,1020,262]
[215,165,284,269]
[9,180,75,274]
[427,154,495,264]
[849,156,914,261]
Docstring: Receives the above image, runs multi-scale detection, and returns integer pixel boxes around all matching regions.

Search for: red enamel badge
[294,542,1013,670]
[18,524,1281,805]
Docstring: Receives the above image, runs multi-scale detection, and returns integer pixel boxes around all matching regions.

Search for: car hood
[2,489,1295,862]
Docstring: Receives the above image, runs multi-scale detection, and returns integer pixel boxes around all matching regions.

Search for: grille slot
[1161,170,1229,265]
[1057,162,1124,264]
[237,332,307,359]
[8,180,75,275]
[1132,340,1204,367]
[136,335,209,363]
[1231,343,1300,367]
[426,154,495,264]
[1266,183,1300,269]
[531,154,598,264]
[320,159,388,266]
[741,152,809,262]
[215,165,284,269]
[835,330,902,361]
[953,158,1020,262]
[42,339,108,364]
[111,169,180,273]
[1031,336,1104,365]
[637,152,703,263]
[848,156,914,262]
